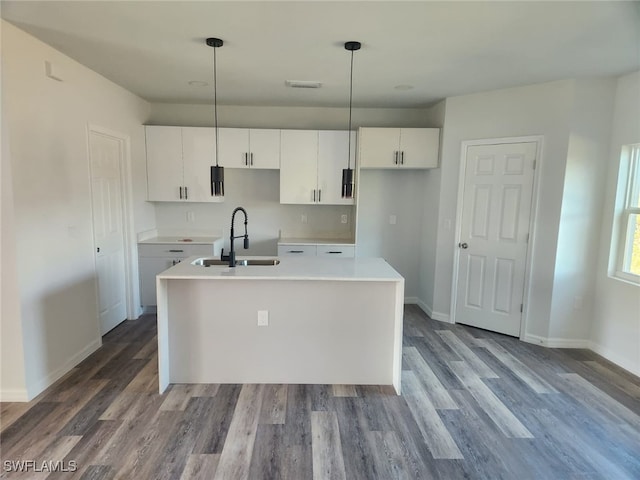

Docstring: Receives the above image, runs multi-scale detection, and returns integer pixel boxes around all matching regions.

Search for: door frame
[87,124,139,325]
[450,135,544,340]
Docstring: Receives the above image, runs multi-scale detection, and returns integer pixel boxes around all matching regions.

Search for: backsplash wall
[153,169,354,255]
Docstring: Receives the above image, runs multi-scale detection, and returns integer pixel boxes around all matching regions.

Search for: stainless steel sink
[192,257,280,267]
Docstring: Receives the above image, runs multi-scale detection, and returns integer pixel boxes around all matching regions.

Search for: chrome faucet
[220,207,249,267]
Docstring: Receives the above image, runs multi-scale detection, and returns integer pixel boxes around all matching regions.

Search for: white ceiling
[2,1,639,108]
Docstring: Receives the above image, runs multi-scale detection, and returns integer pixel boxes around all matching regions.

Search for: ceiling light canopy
[342,41,361,199]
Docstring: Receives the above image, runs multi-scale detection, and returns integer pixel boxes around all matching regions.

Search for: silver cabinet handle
[394,151,398,165]
[244,152,248,166]
[313,190,316,202]
[168,249,184,253]
[179,186,183,199]
[288,250,304,254]
[327,251,342,254]
[400,151,404,165]
[318,189,321,202]
[250,152,253,166]
[184,186,188,199]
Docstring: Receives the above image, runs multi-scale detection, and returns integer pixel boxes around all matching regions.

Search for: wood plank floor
[2,305,639,479]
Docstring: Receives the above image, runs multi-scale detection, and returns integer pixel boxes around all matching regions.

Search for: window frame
[613,143,640,284]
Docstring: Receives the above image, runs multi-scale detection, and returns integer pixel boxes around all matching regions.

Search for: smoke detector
[285,80,323,89]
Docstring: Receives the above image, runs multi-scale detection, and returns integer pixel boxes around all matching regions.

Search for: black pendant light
[207,37,224,197]
[342,41,361,199]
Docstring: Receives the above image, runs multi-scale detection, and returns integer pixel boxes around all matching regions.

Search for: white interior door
[455,142,537,337]
[89,130,127,335]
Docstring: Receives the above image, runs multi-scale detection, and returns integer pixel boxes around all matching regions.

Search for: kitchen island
[156,256,405,394]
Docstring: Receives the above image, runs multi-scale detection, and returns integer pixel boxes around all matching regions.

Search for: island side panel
[165,278,401,388]
[156,277,170,393]
[393,279,405,394]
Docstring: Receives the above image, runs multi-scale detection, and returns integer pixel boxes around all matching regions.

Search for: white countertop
[138,236,222,245]
[157,256,403,282]
[278,237,355,245]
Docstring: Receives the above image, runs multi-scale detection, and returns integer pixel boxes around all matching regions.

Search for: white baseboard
[588,341,640,377]
[414,299,431,317]
[410,299,453,323]
[431,311,452,323]
[522,334,590,349]
[28,337,102,401]
[0,388,30,402]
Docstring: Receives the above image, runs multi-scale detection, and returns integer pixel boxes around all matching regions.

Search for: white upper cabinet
[181,127,217,202]
[280,130,318,204]
[145,125,222,202]
[318,130,356,205]
[358,127,440,169]
[280,130,355,205]
[146,126,184,202]
[218,128,280,169]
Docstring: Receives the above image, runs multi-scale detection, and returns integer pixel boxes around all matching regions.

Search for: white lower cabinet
[139,243,215,306]
[277,243,355,258]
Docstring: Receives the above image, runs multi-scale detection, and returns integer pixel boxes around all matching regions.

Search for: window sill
[609,271,640,287]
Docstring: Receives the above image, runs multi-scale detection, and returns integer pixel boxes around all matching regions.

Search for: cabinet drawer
[138,243,214,258]
[316,245,355,258]
[277,244,317,256]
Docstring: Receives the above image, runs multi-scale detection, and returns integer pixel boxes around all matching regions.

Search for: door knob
[458,242,468,249]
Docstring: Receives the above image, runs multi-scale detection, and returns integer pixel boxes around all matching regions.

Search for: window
[614,143,640,283]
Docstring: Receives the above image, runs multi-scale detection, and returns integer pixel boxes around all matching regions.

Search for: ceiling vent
[285,80,322,89]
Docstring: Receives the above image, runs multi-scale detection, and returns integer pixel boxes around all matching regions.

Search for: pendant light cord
[213,45,220,167]
[347,49,354,170]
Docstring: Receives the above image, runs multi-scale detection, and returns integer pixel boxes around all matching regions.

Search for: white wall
[432,80,574,335]
[591,71,640,376]
[418,100,446,312]
[549,79,616,341]
[1,21,152,400]
[1,20,28,399]
[149,103,432,130]
[356,170,427,299]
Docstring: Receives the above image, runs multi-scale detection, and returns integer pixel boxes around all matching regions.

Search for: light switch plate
[389,214,397,225]
[258,310,269,326]
[341,214,348,224]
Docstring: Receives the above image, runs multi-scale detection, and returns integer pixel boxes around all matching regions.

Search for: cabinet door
[218,128,250,168]
[280,130,318,204]
[249,129,280,169]
[317,130,355,205]
[182,127,222,202]
[399,128,440,168]
[139,257,175,306]
[146,126,184,201]
[358,127,401,169]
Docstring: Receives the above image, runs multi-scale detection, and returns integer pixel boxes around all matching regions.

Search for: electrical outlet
[389,214,397,225]
[258,310,269,326]
[301,214,308,224]
[341,214,348,224]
